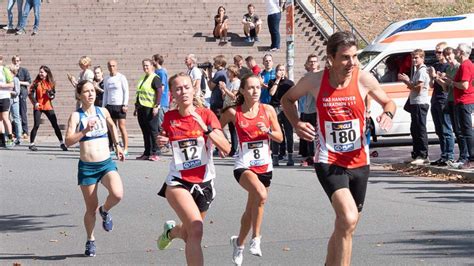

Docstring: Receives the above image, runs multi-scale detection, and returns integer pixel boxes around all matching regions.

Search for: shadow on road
[369,170,474,204]
[0,253,85,261]
[0,214,75,233]
[385,230,474,259]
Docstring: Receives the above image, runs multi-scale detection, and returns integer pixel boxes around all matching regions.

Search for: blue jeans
[7,0,23,29]
[453,103,473,161]
[431,102,455,160]
[19,0,40,31]
[9,101,21,140]
[267,12,281,49]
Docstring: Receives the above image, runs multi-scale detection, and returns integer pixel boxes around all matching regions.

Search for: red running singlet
[314,67,369,168]
[234,104,273,174]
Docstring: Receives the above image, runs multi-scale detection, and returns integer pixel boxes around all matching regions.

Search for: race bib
[242,140,271,167]
[172,137,209,170]
[325,119,361,152]
[80,115,107,138]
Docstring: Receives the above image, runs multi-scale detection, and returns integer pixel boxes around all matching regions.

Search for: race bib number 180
[172,137,208,170]
[325,119,361,152]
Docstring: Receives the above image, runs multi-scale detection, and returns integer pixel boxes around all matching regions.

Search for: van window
[370,51,438,84]
[358,51,380,69]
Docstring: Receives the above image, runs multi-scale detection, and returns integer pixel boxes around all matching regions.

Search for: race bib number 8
[325,119,361,152]
[242,140,271,167]
[172,137,208,170]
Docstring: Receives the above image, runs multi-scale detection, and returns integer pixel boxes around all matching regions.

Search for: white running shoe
[249,235,262,256]
[230,236,244,265]
[410,157,429,165]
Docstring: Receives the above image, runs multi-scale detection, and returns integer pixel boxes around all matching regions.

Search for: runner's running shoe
[99,206,113,232]
[84,240,96,257]
[158,220,176,250]
[230,236,244,265]
[249,235,262,256]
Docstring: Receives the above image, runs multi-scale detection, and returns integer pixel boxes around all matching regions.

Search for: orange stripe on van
[381,30,474,43]
[381,83,433,98]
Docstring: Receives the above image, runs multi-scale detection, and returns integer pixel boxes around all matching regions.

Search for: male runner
[281,31,396,266]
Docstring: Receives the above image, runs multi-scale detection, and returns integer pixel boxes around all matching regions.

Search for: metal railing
[308,0,369,46]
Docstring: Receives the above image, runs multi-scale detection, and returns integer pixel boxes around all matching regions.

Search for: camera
[197,62,213,69]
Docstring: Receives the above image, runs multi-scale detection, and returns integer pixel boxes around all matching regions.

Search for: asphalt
[0,137,473,265]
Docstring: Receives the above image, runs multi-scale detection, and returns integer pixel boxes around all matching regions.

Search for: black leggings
[30,110,63,143]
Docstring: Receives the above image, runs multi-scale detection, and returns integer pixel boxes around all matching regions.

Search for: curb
[390,162,474,182]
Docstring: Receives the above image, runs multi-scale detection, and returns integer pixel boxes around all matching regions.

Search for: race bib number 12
[325,119,361,152]
[172,137,208,170]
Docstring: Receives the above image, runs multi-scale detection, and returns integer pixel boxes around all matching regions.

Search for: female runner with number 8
[220,74,283,265]
[156,73,230,266]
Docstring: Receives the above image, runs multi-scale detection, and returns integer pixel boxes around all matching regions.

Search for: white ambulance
[357,13,474,138]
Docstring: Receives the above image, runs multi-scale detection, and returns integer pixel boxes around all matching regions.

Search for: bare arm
[263,104,283,143]
[0,82,14,89]
[65,112,85,147]
[190,110,230,154]
[281,72,320,141]
[219,107,236,129]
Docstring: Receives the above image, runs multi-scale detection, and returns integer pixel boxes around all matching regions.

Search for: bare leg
[237,170,268,245]
[326,188,360,266]
[80,184,99,240]
[1,111,12,136]
[243,25,250,36]
[255,24,261,35]
[236,193,253,246]
[117,119,129,151]
[100,171,124,212]
[166,186,205,266]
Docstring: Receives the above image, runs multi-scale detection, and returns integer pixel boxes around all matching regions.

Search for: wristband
[384,111,394,119]
[204,125,213,135]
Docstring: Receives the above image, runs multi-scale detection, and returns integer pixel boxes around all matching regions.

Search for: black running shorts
[0,98,10,112]
[106,104,127,119]
[233,168,272,188]
[158,177,215,213]
[314,163,370,212]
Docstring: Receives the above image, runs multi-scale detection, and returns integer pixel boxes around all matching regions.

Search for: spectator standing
[8,64,22,145]
[16,0,41,35]
[4,0,23,31]
[268,64,295,166]
[28,65,67,151]
[93,66,105,107]
[12,55,30,139]
[0,57,14,148]
[103,60,129,155]
[265,0,283,51]
[185,54,211,107]
[398,49,431,165]
[152,54,170,136]
[245,56,261,75]
[207,55,229,116]
[134,59,162,161]
[428,42,454,166]
[221,65,241,156]
[68,56,94,109]
[437,47,461,165]
[242,3,262,43]
[259,54,275,104]
[300,54,320,166]
[234,55,252,78]
[448,43,474,169]
[213,6,229,44]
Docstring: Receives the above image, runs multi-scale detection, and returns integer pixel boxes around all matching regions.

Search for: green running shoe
[158,220,175,250]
